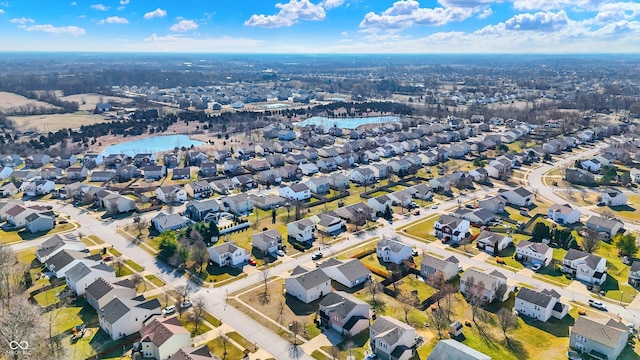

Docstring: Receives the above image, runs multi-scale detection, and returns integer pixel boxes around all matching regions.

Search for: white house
[547,204,581,224]
[631,168,640,183]
[434,215,471,243]
[460,268,508,304]
[305,177,331,195]
[25,212,55,233]
[319,258,371,288]
[208,241,249,267]
[65,262,115,296]
[298,163,319,176]
[367,195,392,215]
[600,189,627,206]
[278,183,311,201]
[285,265,331,304]
[498,187,533,207]
[420,254,459,282]
[475,230,513,255]
[251,229,283,255]
[139,316,191,360]
[35,234,86,263]
[570,316,629,360]
[287,218,316,242]
[370,316,416,360]
[349,167,375,185]
[98,296,162,340]
[156,185,187,203]
[44,249,101,279]
[515,288,568,322]
[220,193,253,214]
[152,212,192,232]
[318,291,370,336]
[376,238,413,264]
[21,179,55,197]
[516,240,553,266]
[85,277,136,311]
[561,249,607,285]
[580,158,602,172]
[310,213,346,236]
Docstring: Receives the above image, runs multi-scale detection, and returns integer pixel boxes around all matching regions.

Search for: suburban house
[5,205,34,228]
[570,316,629,360]
[287,219,316,242]
[453,208,494,226]
[376,238,413,264]
[66,166,88,180]
[565,168,597,186]
[278,183,311,201]
[168,345,217,360]
[220,193,253,214]
[35,234,86,263]
[515,288,568,322]
[139,316,191,360]
[547,204,581,224]
[581,158,602,172]
[65,262,115,296]
[427,340,490,360]
[459,268,508,304]
[319,258,371,288]
[133,153,156,167]
[98,296,162,340]
[317,291,370,336]
[434,215,471,243]
[631,168,640,183]
[285,265,331,304]
[156,186,187,203]
[370,316,417,360]
[585,216,624,238]
[171,168,191,180]
[184,180,212,199]
[0,182,20,197]
[561,249,607,285]
[152,212,192,232]
[250,194,287,210]
[476,230,513,255]
[252,229,283,255]
[368,195,393,215]
[21,179,55,197]
[208,241,249,267]
[516,240,553,266]
[600,189,628,206]
[163,152,182,168]
[497,187,533,207]
[420,254,460,282]
[143,165,167,180]
[85,277,136,311]
[89,170,116,183]
[328,173,350,189]
[629,261,640,289]
[25,212,55,233]
[478,196,506,214]
[232,175,257,190]
[44,249,102,279]
[98,192,136,214]
[184,199,220,222]
[311,213,346,235]
[305,177,331,195]
[210,179,234,195]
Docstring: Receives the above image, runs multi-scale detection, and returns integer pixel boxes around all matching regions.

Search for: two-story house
[497,187,533,207]
[184,180,212,199]
[139,316,191,360]
[184,199,220,222]
[600,189,627,206]
[311,213,346,236]
[460,268,508,304]
[420,254,459,282]
[278,183,311,201]
[44,249,102,279]
[35,234,86,263]
[561,249,607,285]
[156,185,187,203]
[285,266,331,304]
[515,288,568,322]
[629,261,640,289]
[376,238,413,264]
[208,241,249,267]
[65,262,115,296]
[434,215,470,243]
[516,240,553,266]
[370,316,416,360]
[85,277,136,311]
[220,193,253,215]
[252,229,283,255]
[585,216,624,238]
[570,316,628,360]
[98,296,162,340]
[287,219,316,243]
[476,230,513,255]
[547,204,581,224]
[317,291,370,336]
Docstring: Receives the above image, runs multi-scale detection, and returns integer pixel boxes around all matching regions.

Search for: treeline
[0,89,79,114]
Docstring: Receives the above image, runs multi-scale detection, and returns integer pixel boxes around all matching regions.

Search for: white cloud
[595,2,640,23]
[593,19,640,36]
[476,10,570,34]
[70,1,76,5]
[10,17,35,24]
[98,16,129,24]
[90,4,109,11]
[0,9,3,14]
[359,0,474,32]
[22,24,86,36]
[321,0,344,9]
[511,0,604,11]
[144,8,167,19]
[437,0,500,7]
[245,0,327,28]
[169,19,198,32]
[478,7,492,19]
[119,0,129,4]
[141,33,264,51]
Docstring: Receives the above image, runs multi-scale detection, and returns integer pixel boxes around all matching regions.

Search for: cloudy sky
[0,0,639,53]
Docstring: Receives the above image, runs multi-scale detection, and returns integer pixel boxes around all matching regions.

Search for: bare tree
[276,296,285,324]
[175,283,197,315]
[498,307,519,348]
[131,273,145,293]
[397,290,418,324]
[113,256,124,277]
[366,278,381,306]
[259,269,271,305]
[328,345,340,360]
[217,330,230,360]
[464,277,486,324]
[602,209,615,220]
[582,228,601,253]
[566,188,575,200]
[189,240,209,276]
[428,305,450,339]
[133,215,147,241]
[190,297,206,334]
[288,320,303,359]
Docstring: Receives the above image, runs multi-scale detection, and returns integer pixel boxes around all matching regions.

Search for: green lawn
[33,284,67,307]
[125,259,144,272]
[44,299,98,335]
[116,264,134,277]
[144,274,165,287]
[401,214,439,242]
[107,247,122,256]
[16,247,37,265]
[206,336,246,360]
[227,331,257,353]
[203,311,222,327]
[0,229,22,245]
[180,316,212,336]
[319,330,370,360]
[81,237,96,246]
[609,204,640,222]
[87,235,105,244]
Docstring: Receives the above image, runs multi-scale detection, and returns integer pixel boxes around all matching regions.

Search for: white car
[161,305,176,315]
[588,299,607,311]
[431,205,438,209]
[531,263,542,271]
[277,249,285,256]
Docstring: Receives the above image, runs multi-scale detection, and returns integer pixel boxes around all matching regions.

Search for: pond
[295,116,400,129]
[102,134,204,156]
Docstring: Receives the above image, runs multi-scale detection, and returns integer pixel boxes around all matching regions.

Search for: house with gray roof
[168,345,218,360]
[305,177,331,195]
[421,254,459,282]
[25,212,54,233]
[279,182,311,201]
[428,340,490,360]
[515,287,567,322]
[152,212,192,232]
[460,268,508,304]
[434,215,471,243]
[98,296,162,340]
[497,187,532,207]
[319,258,371,288]
[285,265,331,304]
[287,218,316,243]
[184,180,212,199]
[311,212,346,236]
[65,262,115,296]
[370,316,416,360]
[208,241,249,267]
[184,199,220,222]
[35,234,86,263]
[376,238,413,264]
[475,230,513,255]
[318,291,369,336]
[44,249,102,278]
[252,229,283,255]
[85,277,136,311]
[570,316,628,360]
[561,249,607,285]
[516,240,553,266]
[453,207,494,225]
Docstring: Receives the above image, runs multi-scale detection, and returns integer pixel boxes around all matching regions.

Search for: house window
[576,335,588,343]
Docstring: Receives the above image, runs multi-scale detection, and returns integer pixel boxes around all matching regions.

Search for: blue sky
[1,0,639,53]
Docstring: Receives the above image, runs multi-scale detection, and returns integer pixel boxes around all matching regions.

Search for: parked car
[431,205,439,209]
[162,305,176,315]
[180,301,192,309]
[531,263,542,271]
[414,210,420,215]
[588,299,607,311]
[311,252,323,260]
[411,248,419,256]
[277,249,285,257]
[365,353,377,360]
[103,256,112,262]
[248,258,257,266]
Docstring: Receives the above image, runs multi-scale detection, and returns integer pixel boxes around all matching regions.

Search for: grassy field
[15,246,37,264]
[145,274,165,287]
[0,91,61,111]
[9,113,111,132]
[60,93,133,111]
[401,214,439,242]
[206,336,246,360]
[319,331,371,360]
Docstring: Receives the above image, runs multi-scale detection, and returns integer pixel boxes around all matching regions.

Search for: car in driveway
[248,258,257,266]
[531,263,542,272]
[588,299,607,311]
[311,252,323,260]
[277,249,285,257]
[365,353,377,360]
[180,301,192,309]
[162,305,176,315]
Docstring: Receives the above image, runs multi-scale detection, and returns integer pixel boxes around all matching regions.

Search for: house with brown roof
[139,316,191,360]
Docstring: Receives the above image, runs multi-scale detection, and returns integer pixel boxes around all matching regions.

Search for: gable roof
[516,287,558,308]
[421,253,458,272]
[45,249,98,272]
[140,316,189,347]
[572,316,628,349]
[289,266,330,290]
[516,240,550,254]
[428,339,491,360]
[564,249,604,270]
[377,238,409,254]
[85,277,135,301]
[66,262,114,283]
[169,345,219,360]
[319,291,368,319]
[320,258,370,283]
[370,316,414,346]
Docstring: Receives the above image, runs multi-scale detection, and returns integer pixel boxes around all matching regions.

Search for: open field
[8,113,111,132]
[0,91,61,112]
[60,93,133,111]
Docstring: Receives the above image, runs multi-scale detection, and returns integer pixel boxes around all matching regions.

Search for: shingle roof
[45,249,96,272]
[289,267,330,290]
[140,316,189,347]
[571,316,628,349]
[322,259,371,284]
[427,339,491,360]
[370,316,414,347]
[516,240,550,254]
[516,287,557,308]
[377,238,409,254]
[319,291,368,319]
[169,345,219,360]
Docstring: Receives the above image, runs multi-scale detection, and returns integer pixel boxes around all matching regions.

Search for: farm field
[8,113,111,132]
[0,91,61,112]
[60,93,134,111]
